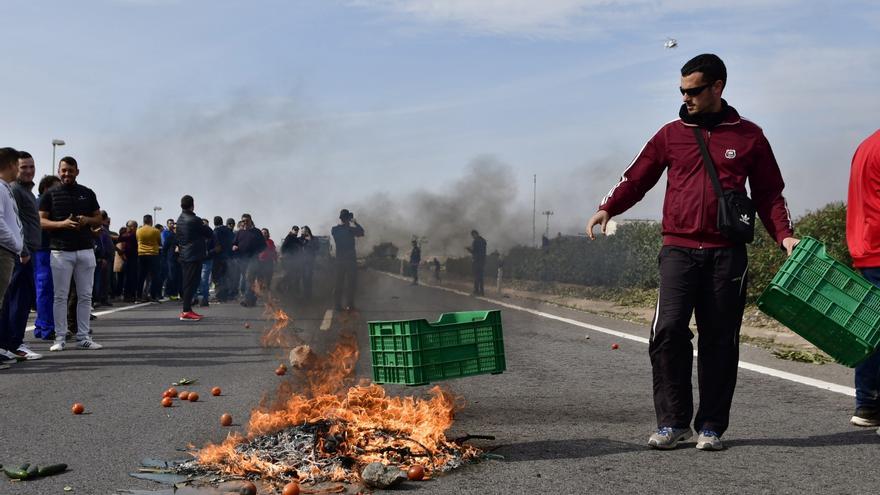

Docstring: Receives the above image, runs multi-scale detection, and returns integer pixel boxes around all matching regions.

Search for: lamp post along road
[51,139,65,177]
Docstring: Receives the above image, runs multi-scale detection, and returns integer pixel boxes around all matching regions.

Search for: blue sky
[2,0,878,252]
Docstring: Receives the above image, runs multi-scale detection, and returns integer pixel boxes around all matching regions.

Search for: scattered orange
[275,367,286,376]
[167,387,178,398]
[611,343,619,350]
[188,392,199,402]
[71,403,85,415]
[407,465,425,481]
[244,322,250,329]
[239,481,257,495]
[281,481,300,495]
[162,397,173,407]
[212,387,222,396]
[179,391,190,400]
[220,413,233,427]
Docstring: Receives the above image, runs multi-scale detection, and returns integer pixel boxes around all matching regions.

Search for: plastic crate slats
[368,310,506,385]
[758,237,880,367]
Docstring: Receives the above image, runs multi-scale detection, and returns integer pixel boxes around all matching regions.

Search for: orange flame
[194,333,477,484]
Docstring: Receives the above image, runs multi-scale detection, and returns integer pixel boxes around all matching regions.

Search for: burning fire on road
[161,303,485,492]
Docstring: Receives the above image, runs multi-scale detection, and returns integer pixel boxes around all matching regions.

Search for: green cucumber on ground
[37,464,68,477]
[4,467,30,480]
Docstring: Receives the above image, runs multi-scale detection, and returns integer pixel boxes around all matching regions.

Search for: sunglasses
[679,83,712,97]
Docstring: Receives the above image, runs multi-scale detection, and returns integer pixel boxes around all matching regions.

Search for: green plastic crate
[368,310,506,385]
[757,236,880,367]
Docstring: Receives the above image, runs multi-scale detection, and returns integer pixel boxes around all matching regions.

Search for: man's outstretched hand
[586,210,610,240]
[782,237,800,257]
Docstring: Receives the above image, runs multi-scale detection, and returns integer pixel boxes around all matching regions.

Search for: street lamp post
[153,206,162,223]
[51,139,65,177]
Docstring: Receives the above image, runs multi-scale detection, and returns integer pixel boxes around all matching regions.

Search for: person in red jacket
[846,129,880,429]
[587,54,799,451]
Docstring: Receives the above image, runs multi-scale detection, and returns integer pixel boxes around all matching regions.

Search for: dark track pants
[649,245,747,436]
[180,261,201,313]
[0,258,35,351]
[334,259,357,309]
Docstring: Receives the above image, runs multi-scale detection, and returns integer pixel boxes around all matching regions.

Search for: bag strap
[692,126,724,199]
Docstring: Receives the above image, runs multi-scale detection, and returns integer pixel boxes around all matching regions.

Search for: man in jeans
[846,129,880,429]
[587,54,798,451]
[0,151,43,361]
[233,213,266,307]
[39,156,103,351]
[136,214,161,302]
[176,195,213,321]
[0,148,24,368]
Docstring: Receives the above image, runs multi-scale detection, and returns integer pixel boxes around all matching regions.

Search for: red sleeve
[749,133,794,245]
[598,130,667,217]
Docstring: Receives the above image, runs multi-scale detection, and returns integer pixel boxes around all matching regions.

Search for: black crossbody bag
[692,127,756,244]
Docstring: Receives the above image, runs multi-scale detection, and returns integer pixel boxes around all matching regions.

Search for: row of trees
[367,202,849,304]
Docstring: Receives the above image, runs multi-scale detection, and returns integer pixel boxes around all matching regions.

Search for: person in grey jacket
[0,148,23,300]
[0,148,24,366]
[0,151,42,361]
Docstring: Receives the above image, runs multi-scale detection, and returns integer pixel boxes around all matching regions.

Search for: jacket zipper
[697,129,710,249]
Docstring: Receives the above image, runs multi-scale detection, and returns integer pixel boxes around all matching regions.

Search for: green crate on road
[757,237,880,367]
[369,310,506,385]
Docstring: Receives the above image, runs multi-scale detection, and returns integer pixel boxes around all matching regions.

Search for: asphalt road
[0,269,878,495]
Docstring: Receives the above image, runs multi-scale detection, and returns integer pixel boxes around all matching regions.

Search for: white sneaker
[0,348,23,363]
[14,344,43,360]
[49,341,65,352]
[76,339,103,350]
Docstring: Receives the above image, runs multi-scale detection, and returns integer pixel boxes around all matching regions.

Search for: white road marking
[26,301,156,333]
[379,271,856,397]
[320,309,334,331]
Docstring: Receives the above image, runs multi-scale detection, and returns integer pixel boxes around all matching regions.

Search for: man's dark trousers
[649,245,747,436]
[472,261,485,295]
[180,261,201,313]
[212,258,229,301]
[243,256,260,306]
[0,258,35,351]
[334,259,357,309]
[137,255,161,300]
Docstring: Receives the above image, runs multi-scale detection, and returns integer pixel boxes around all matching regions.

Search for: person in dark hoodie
[232,213,266,307]
[211,215,234,302]
[280,225,302,294]
[586,54,798,451]
[330,209,364,311]
[175,195,213,321]
[409,239,421,286]
[162,219,180,300]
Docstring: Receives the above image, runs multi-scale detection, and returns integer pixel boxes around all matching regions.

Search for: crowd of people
[0,149,334,369]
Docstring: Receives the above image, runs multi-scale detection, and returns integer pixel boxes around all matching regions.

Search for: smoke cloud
[351,156,531,257]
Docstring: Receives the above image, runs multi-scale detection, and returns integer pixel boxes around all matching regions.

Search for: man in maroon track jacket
[587,54,799,451]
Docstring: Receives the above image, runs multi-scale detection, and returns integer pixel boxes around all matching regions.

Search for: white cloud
[351,0,795,38]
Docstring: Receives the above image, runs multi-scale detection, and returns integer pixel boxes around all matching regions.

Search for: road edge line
[378,271,855,397]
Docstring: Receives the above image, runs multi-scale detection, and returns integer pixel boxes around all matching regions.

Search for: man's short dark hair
[681,54,727,89]
[213,216,223,226]
[471,229,479,236]
[226,217,235,227]
[241,213,252,221]
[59,156,78,169]
[38,174,61,195]
[143,214,153,225]
[0,147,19,170]
[181,195,194,210]
[18,151,32,160]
